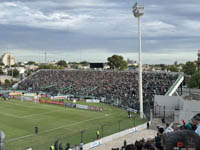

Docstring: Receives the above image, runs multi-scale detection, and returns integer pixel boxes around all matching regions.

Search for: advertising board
[39,100,64,106]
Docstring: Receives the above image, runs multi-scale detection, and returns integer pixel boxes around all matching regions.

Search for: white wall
[0,75,19,84]
[154,95,183,112]
[175,100,200,124]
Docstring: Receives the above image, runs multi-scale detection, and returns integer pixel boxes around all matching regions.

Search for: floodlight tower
[133,2,144,119]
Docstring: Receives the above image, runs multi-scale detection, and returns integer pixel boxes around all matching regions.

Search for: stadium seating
[18,70,178,108]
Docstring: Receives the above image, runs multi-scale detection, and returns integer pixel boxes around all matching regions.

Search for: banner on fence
[86,99,100,103]
[24,96,34,101]
[129,127,136,134]
[65,103,76,108]
[76,104,88,110]
[90,140,101,148]
[39,100,64,106]
[65,103,104,112]
[88,106,104,112]
[40,94,49,98]
[9,92,22,96]
[24,93,36,97]
[10,95,21,99]
[51,96,67,100]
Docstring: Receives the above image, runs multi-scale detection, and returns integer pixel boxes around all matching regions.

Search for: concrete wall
[175,100,200,124]
[154,95,183,113]
[154,95,200,124]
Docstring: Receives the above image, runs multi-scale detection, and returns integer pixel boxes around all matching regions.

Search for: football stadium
[1,0,200,150]
[1,70,180,150]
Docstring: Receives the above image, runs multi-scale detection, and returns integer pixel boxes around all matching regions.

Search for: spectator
[18,70,178,108]
[147,122,150,129]
[135,140,143,150]
[164,123,174,134]
[59,143,63,150]
[74,144,79,150]
[155,133,162,150]
[54,139,59,150]
[161,118,165,124]
[157,126,164,135]
[192,115,200,136]
[125,144,137,150]
[65,143,70,150]
[162,130,200,150]
[185,118,197,130]
[143,142,155,150]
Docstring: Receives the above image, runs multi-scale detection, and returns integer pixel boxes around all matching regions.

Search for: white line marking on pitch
[19,109,63,118]
[0,112,22,119]
[7,113,111,142]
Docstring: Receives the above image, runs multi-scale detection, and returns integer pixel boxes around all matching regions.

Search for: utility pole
[45,52,47,64]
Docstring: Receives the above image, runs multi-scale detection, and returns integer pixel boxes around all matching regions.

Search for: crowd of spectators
[18,70,178,107]
[112,113,200,150]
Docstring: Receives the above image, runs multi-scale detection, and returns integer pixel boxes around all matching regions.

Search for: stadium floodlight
[132,2,144,119]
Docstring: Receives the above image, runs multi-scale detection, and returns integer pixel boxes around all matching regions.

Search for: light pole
[133,2,144,119]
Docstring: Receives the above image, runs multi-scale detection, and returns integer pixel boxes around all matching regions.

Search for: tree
[56,60,68,67]
[71,64,79,69]
[80,61,89,66]
[183,61,197,76]
[167,65,179,72]
[11,64,18,67]
[25,69,33,76]
[27,61,36,65]
[4,79,11,87]
[0,67,3,75]
[38,64,64,70]
[188,71,200,88]
[107,55,128,70]
[8,69,19,78]
[160,64,167,71]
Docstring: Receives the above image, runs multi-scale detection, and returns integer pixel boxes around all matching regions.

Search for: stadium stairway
[12,69,41,89]
[165,72,184,96]
[149,118,163,131]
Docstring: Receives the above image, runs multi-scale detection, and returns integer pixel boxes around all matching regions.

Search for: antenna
[45,52,47,64]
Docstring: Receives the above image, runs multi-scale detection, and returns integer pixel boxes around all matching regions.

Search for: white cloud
[3,2,17,7]
[0,1,93,30]
[144,21,176,30]
[182,20,200,30]
[0,0,200,64]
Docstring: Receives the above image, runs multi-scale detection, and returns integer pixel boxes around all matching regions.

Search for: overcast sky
[0,0,199,64]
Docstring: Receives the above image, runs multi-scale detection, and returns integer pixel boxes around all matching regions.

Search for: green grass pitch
[0,99,146,150]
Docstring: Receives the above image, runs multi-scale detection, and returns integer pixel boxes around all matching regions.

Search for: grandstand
[17,70,179,109]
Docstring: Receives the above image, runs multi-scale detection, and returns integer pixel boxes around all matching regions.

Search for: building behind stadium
[0,53,15,66]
